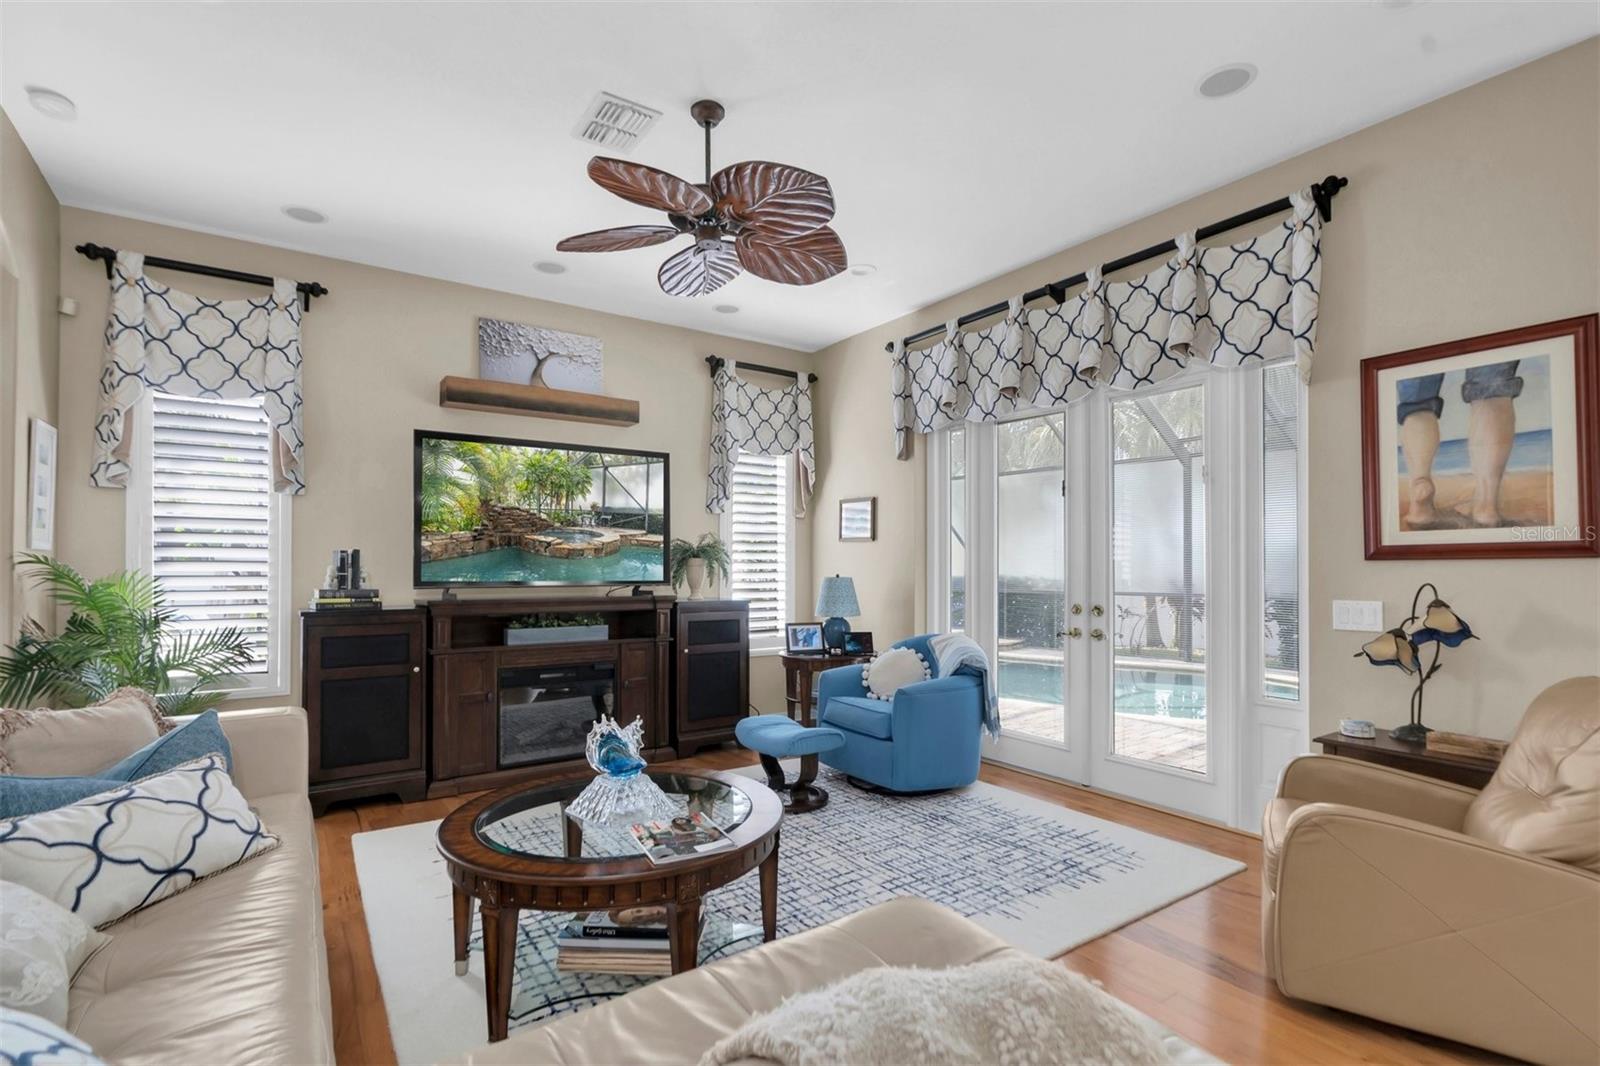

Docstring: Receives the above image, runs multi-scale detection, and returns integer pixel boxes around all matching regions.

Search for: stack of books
[308,587,383,611]
[555,909,682,976]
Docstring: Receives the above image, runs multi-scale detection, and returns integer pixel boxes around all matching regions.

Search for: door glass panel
[1262,365,1301,701]
[996,414,1065,743]
[1110,387,1207,773]
[949,427,966,632]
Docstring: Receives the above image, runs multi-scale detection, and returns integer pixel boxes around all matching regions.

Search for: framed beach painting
[1361,314,1597,559]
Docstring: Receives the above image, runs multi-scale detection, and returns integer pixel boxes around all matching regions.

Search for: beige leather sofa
[66,706,334,1065]
[1262,676,1600,1065]
[452,897,1209,1065]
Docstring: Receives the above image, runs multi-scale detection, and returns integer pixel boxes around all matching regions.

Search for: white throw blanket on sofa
[698,955,1170,1066]
[930,632,1001,738]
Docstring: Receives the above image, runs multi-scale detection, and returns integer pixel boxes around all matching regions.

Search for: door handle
[1090,605,1104,617]
[1090,628,1105,640]
[412,666,421,673]
[1059,627,1082,640]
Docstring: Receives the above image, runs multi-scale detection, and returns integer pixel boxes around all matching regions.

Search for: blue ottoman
[735,715,846,813]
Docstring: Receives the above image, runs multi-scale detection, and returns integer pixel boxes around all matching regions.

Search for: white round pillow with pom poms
[863,647,932,700]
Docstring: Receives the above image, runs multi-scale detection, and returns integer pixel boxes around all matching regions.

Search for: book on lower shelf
[555,910,760,976]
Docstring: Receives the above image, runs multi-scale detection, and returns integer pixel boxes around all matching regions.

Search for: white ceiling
[4,2,1595,352]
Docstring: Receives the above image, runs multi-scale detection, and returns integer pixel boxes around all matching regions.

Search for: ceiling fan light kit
[558,99,847,297]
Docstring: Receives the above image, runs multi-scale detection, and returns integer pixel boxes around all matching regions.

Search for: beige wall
[55,207,812,715]
[0,108,61,640]
[812,38,1600,742]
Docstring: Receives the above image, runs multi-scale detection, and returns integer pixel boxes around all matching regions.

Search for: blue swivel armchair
[816,634,985,792]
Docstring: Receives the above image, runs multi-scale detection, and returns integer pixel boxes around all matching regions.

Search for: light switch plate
[1332,600,1384,632]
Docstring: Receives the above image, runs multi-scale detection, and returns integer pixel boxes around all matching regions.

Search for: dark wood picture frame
[839,496,877,541]
[785,622,824,654]
[843,630,874,655]
[1360,313,1598,560]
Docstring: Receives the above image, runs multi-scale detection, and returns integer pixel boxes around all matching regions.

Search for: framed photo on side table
[843,631,874,655]
[1360,314,1598,559]
[785,622,824,654]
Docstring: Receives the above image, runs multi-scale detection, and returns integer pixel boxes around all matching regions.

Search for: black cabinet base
[310,770,428,817]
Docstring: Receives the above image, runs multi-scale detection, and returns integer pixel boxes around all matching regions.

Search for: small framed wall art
[839,496,876,541]
[27,418,57,552]
[1360,313,1597,559]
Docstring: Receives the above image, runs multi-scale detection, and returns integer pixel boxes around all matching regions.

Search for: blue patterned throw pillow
[99,709,231,778]
[0,711,231,820]
[0,753,277,929]
[0,1007,104,1065]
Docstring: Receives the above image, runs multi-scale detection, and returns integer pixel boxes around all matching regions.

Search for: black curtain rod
[885,174,1348,353]
[705,355,818,384]
[74,242,330,312]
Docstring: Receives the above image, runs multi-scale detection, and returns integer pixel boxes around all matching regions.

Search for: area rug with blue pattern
[352,766,1242,1065]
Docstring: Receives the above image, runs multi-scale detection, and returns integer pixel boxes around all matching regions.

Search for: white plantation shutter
[726,453,791,650]
[129,392,290,695]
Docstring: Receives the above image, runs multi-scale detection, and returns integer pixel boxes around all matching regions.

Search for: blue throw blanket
[929,633,1000,738]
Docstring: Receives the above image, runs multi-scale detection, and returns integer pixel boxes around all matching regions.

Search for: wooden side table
[781,652,873,726]
[1313,731,1502,790]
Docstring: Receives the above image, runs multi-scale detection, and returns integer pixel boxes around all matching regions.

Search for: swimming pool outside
[419,545,664,585]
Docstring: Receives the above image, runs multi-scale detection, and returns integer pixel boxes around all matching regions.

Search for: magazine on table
[627,812,734,864]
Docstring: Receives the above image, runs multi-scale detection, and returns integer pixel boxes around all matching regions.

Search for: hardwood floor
[317,751,1497,1065]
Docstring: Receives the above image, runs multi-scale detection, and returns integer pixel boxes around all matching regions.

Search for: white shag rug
[353,766,1242,1064]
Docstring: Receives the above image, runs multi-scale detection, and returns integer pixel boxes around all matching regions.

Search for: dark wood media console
[425,594,676,798]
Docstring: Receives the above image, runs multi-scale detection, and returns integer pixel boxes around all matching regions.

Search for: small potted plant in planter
[504,613,610,646]
[668,533,731,600]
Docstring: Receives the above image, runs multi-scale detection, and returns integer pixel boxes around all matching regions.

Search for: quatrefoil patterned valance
[707,361,816,518]
[891,187,1322,458]
[91,251,306,494]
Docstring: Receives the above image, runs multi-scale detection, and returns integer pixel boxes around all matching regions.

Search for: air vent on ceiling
[573,92,661,152]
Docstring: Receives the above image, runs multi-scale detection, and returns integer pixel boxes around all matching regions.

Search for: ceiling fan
[557,99,846,297]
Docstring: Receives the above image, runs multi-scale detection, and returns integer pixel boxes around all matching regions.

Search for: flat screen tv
[414,429,668,588]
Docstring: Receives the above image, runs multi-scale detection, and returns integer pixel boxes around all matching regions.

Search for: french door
[929,367,1299,826]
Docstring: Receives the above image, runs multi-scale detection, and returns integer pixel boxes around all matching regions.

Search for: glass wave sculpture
[565,715,675,826]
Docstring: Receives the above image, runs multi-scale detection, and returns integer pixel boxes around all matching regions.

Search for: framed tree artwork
[1361,314,1597,559]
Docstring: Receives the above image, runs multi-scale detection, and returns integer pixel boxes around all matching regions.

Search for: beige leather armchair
[1262,677,1600,1065]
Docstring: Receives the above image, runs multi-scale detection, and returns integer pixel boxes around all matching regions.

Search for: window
[1261,364,1301,700]
[1110,385,1208,774]
[126,392,291,696]
[996,413,1065,742]
[723,452,792,651]
[948,426,967,632]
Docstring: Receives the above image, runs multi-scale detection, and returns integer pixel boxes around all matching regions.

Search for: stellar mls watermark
[1509,525,1596,542]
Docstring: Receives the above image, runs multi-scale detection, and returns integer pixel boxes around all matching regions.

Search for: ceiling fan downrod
[690,99,725,186]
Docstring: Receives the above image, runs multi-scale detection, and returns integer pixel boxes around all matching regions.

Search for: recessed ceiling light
[282,205,327,224]
[1196,63,1258,100]
[534,261,567,275]
[713,304,739,314]
[849,264,878,277]
[25,86,76,121]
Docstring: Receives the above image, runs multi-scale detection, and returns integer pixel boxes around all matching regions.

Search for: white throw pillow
[863,647,931,700]
[0,1007,104,1065]
[0,882,110,1028]
[0,754,277,929]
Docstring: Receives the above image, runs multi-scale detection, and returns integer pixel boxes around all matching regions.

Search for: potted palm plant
[0,554,256,716]
[668,534,731,600]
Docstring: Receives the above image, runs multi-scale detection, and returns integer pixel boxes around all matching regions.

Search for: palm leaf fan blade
[735,227,847,286]
[711,162,836,240]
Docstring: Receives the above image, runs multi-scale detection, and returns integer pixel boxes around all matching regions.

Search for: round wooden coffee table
[436,769,783,1042]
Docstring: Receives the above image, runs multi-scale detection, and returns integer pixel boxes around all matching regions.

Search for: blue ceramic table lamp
[815,574,860,654]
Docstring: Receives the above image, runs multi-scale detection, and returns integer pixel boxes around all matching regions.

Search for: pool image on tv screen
[415,431,667,587]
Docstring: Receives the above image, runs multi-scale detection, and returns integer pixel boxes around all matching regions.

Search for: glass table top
[473,771,754,862]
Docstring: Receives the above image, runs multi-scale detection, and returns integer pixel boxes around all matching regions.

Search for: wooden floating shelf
[437,376,640,427]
